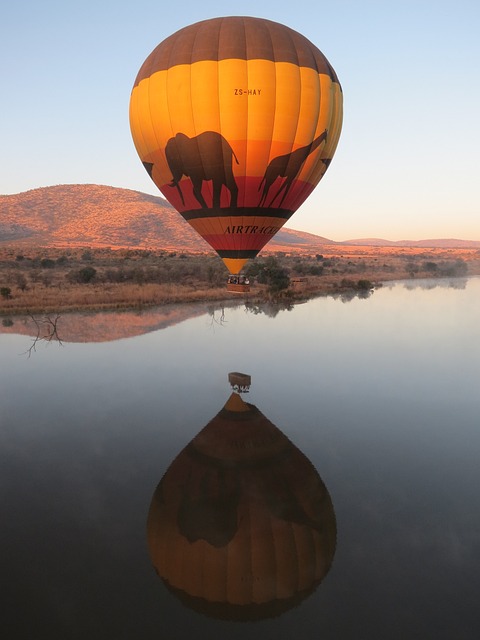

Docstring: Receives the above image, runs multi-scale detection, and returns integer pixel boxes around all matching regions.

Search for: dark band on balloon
[216,249,260,258]
[133,16,341,86]
[180,207,293,221]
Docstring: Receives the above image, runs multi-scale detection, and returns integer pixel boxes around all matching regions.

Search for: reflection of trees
[206,298,295,320]
[402,278,468,291]
[206,305,228,328]
[22,314,63,357]
[147,389,336,621]
[331,289,373,303]
[244,299,294,318]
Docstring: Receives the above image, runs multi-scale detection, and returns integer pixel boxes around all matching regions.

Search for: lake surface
[1,277,479,639]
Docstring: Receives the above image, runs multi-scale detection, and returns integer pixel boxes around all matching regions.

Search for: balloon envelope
[130,16,343,274]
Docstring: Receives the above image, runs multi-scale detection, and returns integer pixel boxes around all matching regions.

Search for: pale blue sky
[1,1,479,240]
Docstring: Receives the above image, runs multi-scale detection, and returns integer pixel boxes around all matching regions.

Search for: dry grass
[1,246,479,316]
[0,282,238,315]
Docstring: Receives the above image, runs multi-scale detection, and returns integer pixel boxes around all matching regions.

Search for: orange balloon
[130,17,343,273]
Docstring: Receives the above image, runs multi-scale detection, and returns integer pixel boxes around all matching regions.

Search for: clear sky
[1,1,479,241]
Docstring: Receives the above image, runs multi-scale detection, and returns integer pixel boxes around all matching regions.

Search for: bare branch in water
[22,313,63,357]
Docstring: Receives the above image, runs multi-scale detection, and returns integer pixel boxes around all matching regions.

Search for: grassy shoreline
[1,246,479,316]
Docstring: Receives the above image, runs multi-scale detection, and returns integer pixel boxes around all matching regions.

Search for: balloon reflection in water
[147,376,336,620]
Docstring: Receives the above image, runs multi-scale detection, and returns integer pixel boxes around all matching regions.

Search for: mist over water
[1,277,479,639]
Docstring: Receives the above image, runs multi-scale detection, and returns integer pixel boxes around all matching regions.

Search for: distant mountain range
[341,237,480,248]
[1,184,478,250]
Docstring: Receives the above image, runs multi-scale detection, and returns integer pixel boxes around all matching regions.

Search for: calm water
[1,278,479,639]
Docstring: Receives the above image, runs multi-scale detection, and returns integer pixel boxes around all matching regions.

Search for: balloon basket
[228,372,251,393]
[226,283,250,293]
[227,275,250,293]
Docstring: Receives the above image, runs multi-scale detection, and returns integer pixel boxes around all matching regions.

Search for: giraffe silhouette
[258,129,328,208]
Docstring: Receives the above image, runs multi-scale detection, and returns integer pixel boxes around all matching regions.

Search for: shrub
[309,265,324,275]
[79,266,97,283]
[15,274,28,291]
[246,257,290,293]
[67,266,97,283]
[423,261,438,272]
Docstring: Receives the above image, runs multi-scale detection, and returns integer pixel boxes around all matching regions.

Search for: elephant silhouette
[165,131,239,209]
[258,129,328,208]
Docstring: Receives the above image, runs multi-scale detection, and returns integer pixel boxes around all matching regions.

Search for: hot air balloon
[129,16,343,280]
[147,374,336,620]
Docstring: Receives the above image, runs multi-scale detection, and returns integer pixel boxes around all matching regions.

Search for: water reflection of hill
[1,294,346,343]
[3,300,295,344]
[1,304,216,343]
[3,278,473,344]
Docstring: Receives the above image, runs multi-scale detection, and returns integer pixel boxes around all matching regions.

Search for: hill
[1,184,478,250]
[342,237,480,249]
[0,184,335,252]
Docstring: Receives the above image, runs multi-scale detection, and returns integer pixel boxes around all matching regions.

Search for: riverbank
[1,246,479,316]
